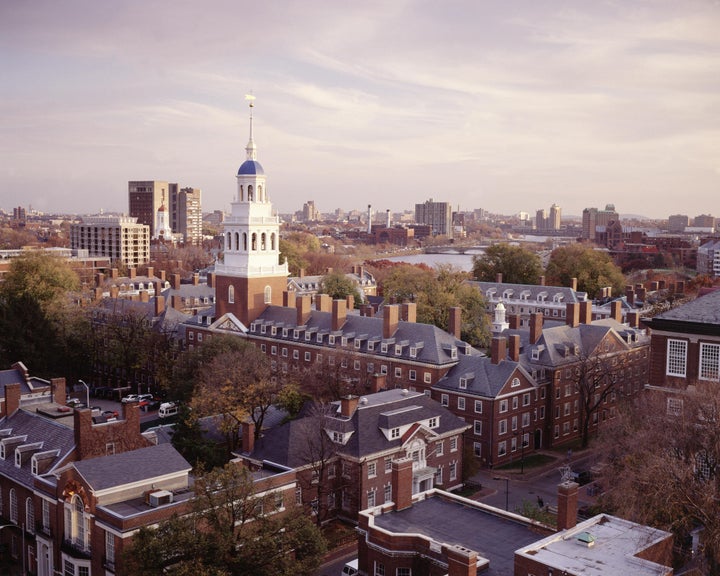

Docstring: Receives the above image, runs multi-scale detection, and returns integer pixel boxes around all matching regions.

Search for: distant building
[70,215,150,267]
[668,214,689,233]
[693,213,715,229]
[549,203,561,230]
[697,239,720,277]
[129,181,202,244]
[173,187,203,245]
[535,208,547,231]
[415,199,453,237]
[582,204,618,241]
[129,180,175,238]
[302,200,320,222]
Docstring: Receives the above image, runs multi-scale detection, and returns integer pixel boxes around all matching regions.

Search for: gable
[496,367,534,396]
[210,313,248,334]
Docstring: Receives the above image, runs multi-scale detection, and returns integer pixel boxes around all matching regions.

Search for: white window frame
[666,338,688,377]
[700,342,720,381]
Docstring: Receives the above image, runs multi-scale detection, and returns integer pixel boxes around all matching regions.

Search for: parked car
[572,470,593,486]
[158,402,179,418]
[121,394,139,404]
[66,398,85,409]
[340,559,358,576]
[102,410,119,419]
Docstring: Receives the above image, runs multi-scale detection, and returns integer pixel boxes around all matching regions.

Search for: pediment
[209,313,248,334]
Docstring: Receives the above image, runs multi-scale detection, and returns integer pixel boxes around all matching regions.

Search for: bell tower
[215,96,289,326]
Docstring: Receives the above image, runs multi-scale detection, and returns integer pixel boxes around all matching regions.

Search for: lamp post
[520,432,526,475]
[493,476,509,511]
[78,379,90,410]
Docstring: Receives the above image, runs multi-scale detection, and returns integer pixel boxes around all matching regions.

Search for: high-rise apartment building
[128,181,174,238]
[70,216,150,267]
[582,204,619,240]
[667,214,689,232]
[693,214,715,229]
[415,199,453,238]
[302,200,320,222]
[549,203,561,230]
[173,187,203,245]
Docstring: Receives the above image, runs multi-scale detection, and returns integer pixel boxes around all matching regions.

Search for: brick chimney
[96,272,104,287]
[508,334,520,362]
[316,293,331,313]
[299,268,305,278]
[172,274,181,290]
[296,295,312,326]
[579,301,592,324]
[340,395,359,418]
[283,291,296,307]
[370,374,386,393]
[159,269,166,282]
[496,272,503,283]
[207,272,215,288]
[154,295,165,316]
[192,273,199,286]
[73,409,94,458]
[383,305,400,339]
[444,545,478,576]
[538,275,546,286]
[140,290,150,303]
[610,300,622,322]
[625,286,635,306]
[146,266,154,279]
[171,294,182,310]
[508,314,520,330]
[4,383,21,417]
[529,312,543,345]
[332,299,347,331]
[129,267,136,279]
[110,286,119,299]
[557,481,579,530]
[491,336,507,364]
[94,287,103,301]
[448,307,462,339]
[51,377,67,405]
[391,458,414,511]
[627,310,640,328]
[110,268,118,279]
[658,279,666,290]
[154,280,163,296]
[650,281,659,291]
[566,302,580,328]
[242,421,256,454]
[570,277,578,291]
[346,294,355,310]
[401,302,417,323]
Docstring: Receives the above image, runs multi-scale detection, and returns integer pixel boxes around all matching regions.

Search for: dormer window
[271,326,277,336]
[381,343,389,353]
[368,341,375,351]
[250,324,257,333]
[316,333,323,343]
[305,332,311,341]
[293,330,300,339]
[428,417,438,428]
[282,328,288,337]
[395,345,402,355]
[459,378,468,389]
[328,335,336,345]
[532,348,540,360]
[390,428,400,439]
[355,339,362,349]
[450,347,458,359]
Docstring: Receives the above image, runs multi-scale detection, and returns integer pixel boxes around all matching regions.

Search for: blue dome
[237,160,265,176]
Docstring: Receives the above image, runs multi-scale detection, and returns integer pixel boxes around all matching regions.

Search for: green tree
[320,269,363,304]
[279,232,320,275]
[471,243,543,285]
[0,253,86,378]
[545,244,626,298]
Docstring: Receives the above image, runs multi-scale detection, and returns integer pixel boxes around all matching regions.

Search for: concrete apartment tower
[214,97,289,326]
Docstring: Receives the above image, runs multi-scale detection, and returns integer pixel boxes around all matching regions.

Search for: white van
[340,559,358,576]
[158,402,178,418]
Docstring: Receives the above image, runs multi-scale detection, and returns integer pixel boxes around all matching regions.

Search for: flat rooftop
[372,493,546,575]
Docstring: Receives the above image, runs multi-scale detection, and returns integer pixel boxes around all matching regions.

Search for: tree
[121,464,326,576]
[471,243,543,285]
[320,269,363,304]
[279,232,320,275]
[599,384,720,573]
[545,244,626,299]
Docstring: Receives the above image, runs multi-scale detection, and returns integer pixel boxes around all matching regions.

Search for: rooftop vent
[576,531,595,547]
[148,490,173,508]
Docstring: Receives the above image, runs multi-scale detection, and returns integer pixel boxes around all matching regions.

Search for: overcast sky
[2,1,719,220]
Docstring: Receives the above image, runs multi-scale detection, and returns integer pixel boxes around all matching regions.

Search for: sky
[1,1,719,220]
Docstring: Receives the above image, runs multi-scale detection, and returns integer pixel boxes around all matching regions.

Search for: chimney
[610,300,622,322]
[529,312,543,344]
[146,266,154,279]
[627,310,640,328]
[316,293,331,313]
[154,280,163,296]
[444,545,478,576]
[94,287,103,301]
[566,302,580,328]
[508,314,520,330]
[51,378,67,406]
[386,209,391,228]
[140,290,149,303]
[570,277,578,291]
[129,267,136,279]
[283,291,296,308]
[207,272,215,288]
[299,268,305,278]
[296,295,312,325]
[192,273,199,286]
[636,286,646,302]
[171,294,182,310]
[367,204,372,235]
[392,458,414,511]
[557,481,579,530]
[73,409,94,458]
[96,272,104,287]
[159,269,166,282]
[448,307,462,339]
[340,395,359,418]
[401,302,417,323]
[4,383,21,417]
[242,421,256,454]
[172,274,181,290]
[508,334,520,362]
[361,304,374,317]
[625,286,635,306]
[110,286,119,299]
[579,301,592,324]
[538,275,546,286]
[383,305,400,339]
[370,373,386,393]
[346,294,355,310]
[110,268,118,279]
[154,295,165,316]
[332,299,347,331]
[491,336,507,364]
[496,272,503,283]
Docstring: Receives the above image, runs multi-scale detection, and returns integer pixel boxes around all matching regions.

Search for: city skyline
[2,1,719,219]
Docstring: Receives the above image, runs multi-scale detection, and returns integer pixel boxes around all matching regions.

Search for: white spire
[245,94,257,161]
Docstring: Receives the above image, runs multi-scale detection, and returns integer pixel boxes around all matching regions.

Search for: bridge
[423,245,488,255]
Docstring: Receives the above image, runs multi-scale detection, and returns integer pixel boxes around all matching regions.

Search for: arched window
[271,233,276,250]
[264,285,272,304]
[261,233,267,250]
[26,497,35,534]
[239,184,244,201]
[251,233,257,251]
[243,232,248,251]
[258,185,263,201]
[226,232,231,251]
[234,232,240,251]
[228,285,235,304]
[9,488,17,523]
[65,494,88,549]
[248,185,254,201]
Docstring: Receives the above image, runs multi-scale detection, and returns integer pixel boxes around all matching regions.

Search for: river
[381,252,477,272]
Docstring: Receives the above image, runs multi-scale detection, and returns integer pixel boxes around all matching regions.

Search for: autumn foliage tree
[545,244,626,298]
[471,243,543,285]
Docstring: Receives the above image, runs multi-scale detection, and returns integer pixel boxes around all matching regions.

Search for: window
[522,393,530,406]
[395,367,402,378]
[428,417,438,428]
[409,369,416,381]
[511,416,518,431]
[512,396,518,410]
[441,394,449,407]
[9,488,17,523]
[368,461,377,478]
[667,339,688,377]
[474,400,482,413]
[450,437,458,451]
[42,499,50,531]
[355,360,361,371]
[25,498,34,534]
[700,343,720,381]
[667,397,683,416]
[424,372,432,384]
[292,350,299,360]
[271,345,277,355]
[435,465,443,484]
[397,567,412,576]
[511,377,520,387]
[281,348,288,357]
[304,351,311,361]
[499,399,508,413]
[390,427,400,439]
[499,419,507,435]
[375,562,386,576]
[457,397,465,410]
[260,343,266,352]
[522,412,530,427]
[385,457,393,473]
[449,462,457,481]
[436,441,444,456]
[367,489,376,508]
[227,285,235,304]
[474,420,482,435]
[473,442,482,457]
[384,484,392,504]
[65,494,89,550]
[498,441,507,456]
[105,530,115,565]
[380,365,388,375]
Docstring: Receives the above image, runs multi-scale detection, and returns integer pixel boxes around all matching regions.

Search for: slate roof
[644,289,720,333]
[250,389,469,467]
[0,409,76,488]
[433,354,533,399]
[252,305,473,366]
[468,281,588,303]
[72,443,191,492]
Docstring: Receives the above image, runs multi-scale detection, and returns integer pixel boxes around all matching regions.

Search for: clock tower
[214,98,289,326]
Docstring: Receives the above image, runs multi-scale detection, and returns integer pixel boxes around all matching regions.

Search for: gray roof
[250,389,469,467]
[645,289,720,326]
[468,281,588,303]
[253,305,471,366]
[433,354,534,399]
[72,443,191,492]
[0,409,76,488]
